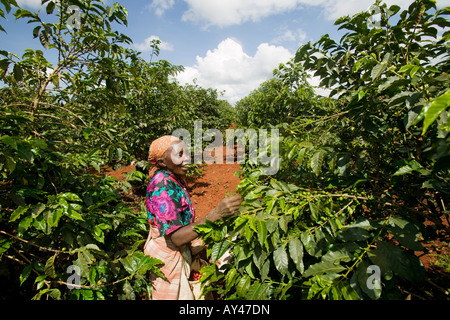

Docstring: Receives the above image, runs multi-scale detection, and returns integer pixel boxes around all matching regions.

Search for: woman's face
[160,141,190,178]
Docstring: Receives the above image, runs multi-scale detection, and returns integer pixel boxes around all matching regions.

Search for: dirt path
[187,146,242,221]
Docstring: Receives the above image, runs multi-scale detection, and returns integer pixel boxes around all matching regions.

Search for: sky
[1,0,450,104]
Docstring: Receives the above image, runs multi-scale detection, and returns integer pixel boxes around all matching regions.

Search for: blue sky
[1,0,449,104]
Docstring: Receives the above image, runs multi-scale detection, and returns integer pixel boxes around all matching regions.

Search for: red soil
[187,146,242,221]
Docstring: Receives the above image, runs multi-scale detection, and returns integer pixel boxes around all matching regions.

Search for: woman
[143,135,243,300]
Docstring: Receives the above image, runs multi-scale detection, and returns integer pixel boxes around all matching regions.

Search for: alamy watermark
[66,5,81,30]
[171,121,280,175]
[366,265,382,290]
[66,265,81,290]
[366,4,382,29]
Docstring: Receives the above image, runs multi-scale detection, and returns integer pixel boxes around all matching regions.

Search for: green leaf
[32,25,41,38]
[339,281,360,300]
[194,224,212,234]
[371,61,387,81]
[256,220,267,247]
[309,201,319,221]
[350,260,381,299]
[116,147,123,161]
[44,254,57,279]
[336,219,375,242]
[66,206,84,221]
[321,248,353,264]
[47,208,63,227]
[106,6,114,17]
[387,4,401,16]
[92,225,105,243]
[260,259,270,281]
[210,240,232,263]
[278,214,288,233]
[17,215,33,236]
[123,280,135,300]
[252,245,268,270]
[303,260,346,277]
[246,281,271,299]
[0,135,18,150]
[31,202,46,218]
[388,217,423,251]
[33,288,61,300]
[9,205,30,222]
[59,192,82,202]
[13,63,23,81]
[225,268,238,291]
[3,154,16,173]
[0,238,12,254]
[338,227,371,242]
[422,90,450,134]
[14,8,34,20]
[46,1,55,14]
[368,241,424,282]
[393,165,414,176]
[273,245,289,275]
[17,143,33,162]
[393,160,429,176]
[301,232,322,257]
[266,198,276,215]
[244,223,254,242]
[120,251,163,275]
[32,215,47,233]
[288,238,304,273]
[20,264,32,286]
[0,58,9,75]
[236,274,251,298]
[294,42,312,63]
[311,150,324,176]
[39,30,50,49]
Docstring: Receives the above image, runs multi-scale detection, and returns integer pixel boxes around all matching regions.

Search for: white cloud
[182,0,303,27]
[317,0,414,21]
[176,38,293,104]
[133,35,174,52]
[180,0,450,27]
[16,0,42,9]
[271,26,308,45]
[16,0,113,9]
[147,0,175,16]
[437,0,450,6]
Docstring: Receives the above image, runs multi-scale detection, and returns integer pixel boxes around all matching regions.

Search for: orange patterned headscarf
[148,135,181,179]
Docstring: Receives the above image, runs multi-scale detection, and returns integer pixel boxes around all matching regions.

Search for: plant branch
[0,230,70,255]
[54,275,132,290]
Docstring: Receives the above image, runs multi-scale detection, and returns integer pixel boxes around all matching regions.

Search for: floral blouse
[146,170,195,236]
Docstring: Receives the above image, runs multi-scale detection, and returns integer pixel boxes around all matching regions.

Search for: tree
[235,60,335,128]
[0,0,235,300]
[197,0,448,300]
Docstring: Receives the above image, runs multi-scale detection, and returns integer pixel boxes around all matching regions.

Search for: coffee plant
[196,0,449,300]
[0,0,235,300]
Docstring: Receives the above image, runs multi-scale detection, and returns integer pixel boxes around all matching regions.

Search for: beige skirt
[143,225,194,300]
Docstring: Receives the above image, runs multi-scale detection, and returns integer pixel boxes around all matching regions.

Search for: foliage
[0,0,234,300]
[197,0,449,300]
[235,60,337,128]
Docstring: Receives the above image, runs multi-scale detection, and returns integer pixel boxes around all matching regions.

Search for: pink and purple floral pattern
[146,170,195,236]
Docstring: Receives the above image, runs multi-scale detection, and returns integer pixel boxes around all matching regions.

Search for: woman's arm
[169,195,243,248]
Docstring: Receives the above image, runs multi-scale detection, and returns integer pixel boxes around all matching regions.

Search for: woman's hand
[170,194,243,248]
[206,194,243,222]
